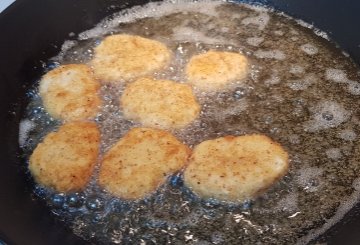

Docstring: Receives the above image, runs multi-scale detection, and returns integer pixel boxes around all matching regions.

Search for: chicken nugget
[186,50,249,92]
[29,122,100,192]
[39,64,101,121]
[120,77,200,129]
[91,34,171,83]
[183,134,289,202]
[99,127,190,200]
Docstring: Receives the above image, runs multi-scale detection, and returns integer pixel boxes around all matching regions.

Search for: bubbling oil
[20,1,360,244]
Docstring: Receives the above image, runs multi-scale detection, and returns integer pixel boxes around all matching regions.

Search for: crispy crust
[186,50,249,92]
[183,134,289,202]
[99,127,191,200]
[90,34,171,83]
[120,77,200,129]
[39,64,101,121]
[29,122,100,192]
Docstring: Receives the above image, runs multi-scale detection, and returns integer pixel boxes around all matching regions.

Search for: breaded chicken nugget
[29,122,100,192]
[99,128,190,200]
[184,134,289,202]
[120,77,200,129]
[186,50,249,92]
[39,64,101,121]
[91,34,171,83]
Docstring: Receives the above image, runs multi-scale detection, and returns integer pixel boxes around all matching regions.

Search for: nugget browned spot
[120,77,200,129]
[183,134,289,202]
[99,128,191,200]
[29,122,100,192]
[186,50,249,92]
[39,64,101,121]
[91,34,172,83]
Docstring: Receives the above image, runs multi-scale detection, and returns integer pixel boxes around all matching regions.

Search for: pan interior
[19,1,360,244]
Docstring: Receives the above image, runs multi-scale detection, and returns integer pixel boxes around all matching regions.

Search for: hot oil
[19,1,360,244]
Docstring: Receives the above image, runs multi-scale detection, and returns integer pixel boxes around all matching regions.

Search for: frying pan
[0,0,360,244]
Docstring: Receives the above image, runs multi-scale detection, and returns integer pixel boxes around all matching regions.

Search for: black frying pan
[0,0,360,244]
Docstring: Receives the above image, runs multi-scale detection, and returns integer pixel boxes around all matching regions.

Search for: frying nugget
[91,34,171,83]
[120,77,200,129]
[186,50,249,92]
[29,122,100,192]
[183,134,289,202]
[99,128,190,200]
[39,64,101,121]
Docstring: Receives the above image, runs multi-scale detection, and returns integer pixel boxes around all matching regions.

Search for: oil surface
[19,1,360,244]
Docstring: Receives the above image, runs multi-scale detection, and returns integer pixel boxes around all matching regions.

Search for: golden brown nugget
[91,34,171,83]
[186,50,249,92]
[183,134,289,202]
[29,122,100,192]
[120,77,200,129]
[39,64,101,121]
[99,128,191,200]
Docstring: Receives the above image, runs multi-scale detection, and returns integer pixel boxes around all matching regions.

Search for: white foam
[276,11,330,41]
[304,101,351,132]
[338,129,357,141]
[300,43,318,55]
[214,99,249,121]
[242,3,269,12]
[241,11,270,31]
[275,193,299,212]
[290,65,305,74]
[295,166,323,192]
[246,36,264,47]
[19,119,36,147]
[325,148,342,160]
[50,40,78,61]
[172,26,227,44]
[288,134,301,145]
[295,19,330,41]
[295,19,312,29]
[254,50,286,60]
[264,72,281,85]
[271,94,284,103]
[287,75,315,91]
[313,29,330,41]
[61,40,77,51]
[325,68,348,83]
[347,80,360,95]
[288,80,311,91]
[325,69,360,95]
[78,0,223,40]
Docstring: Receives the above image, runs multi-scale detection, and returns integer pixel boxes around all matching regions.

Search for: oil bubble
[170,174,183,188]
[86,196,105,211]
[67,193,85,208]
[51,193,66,208]
[322,112,334,121]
